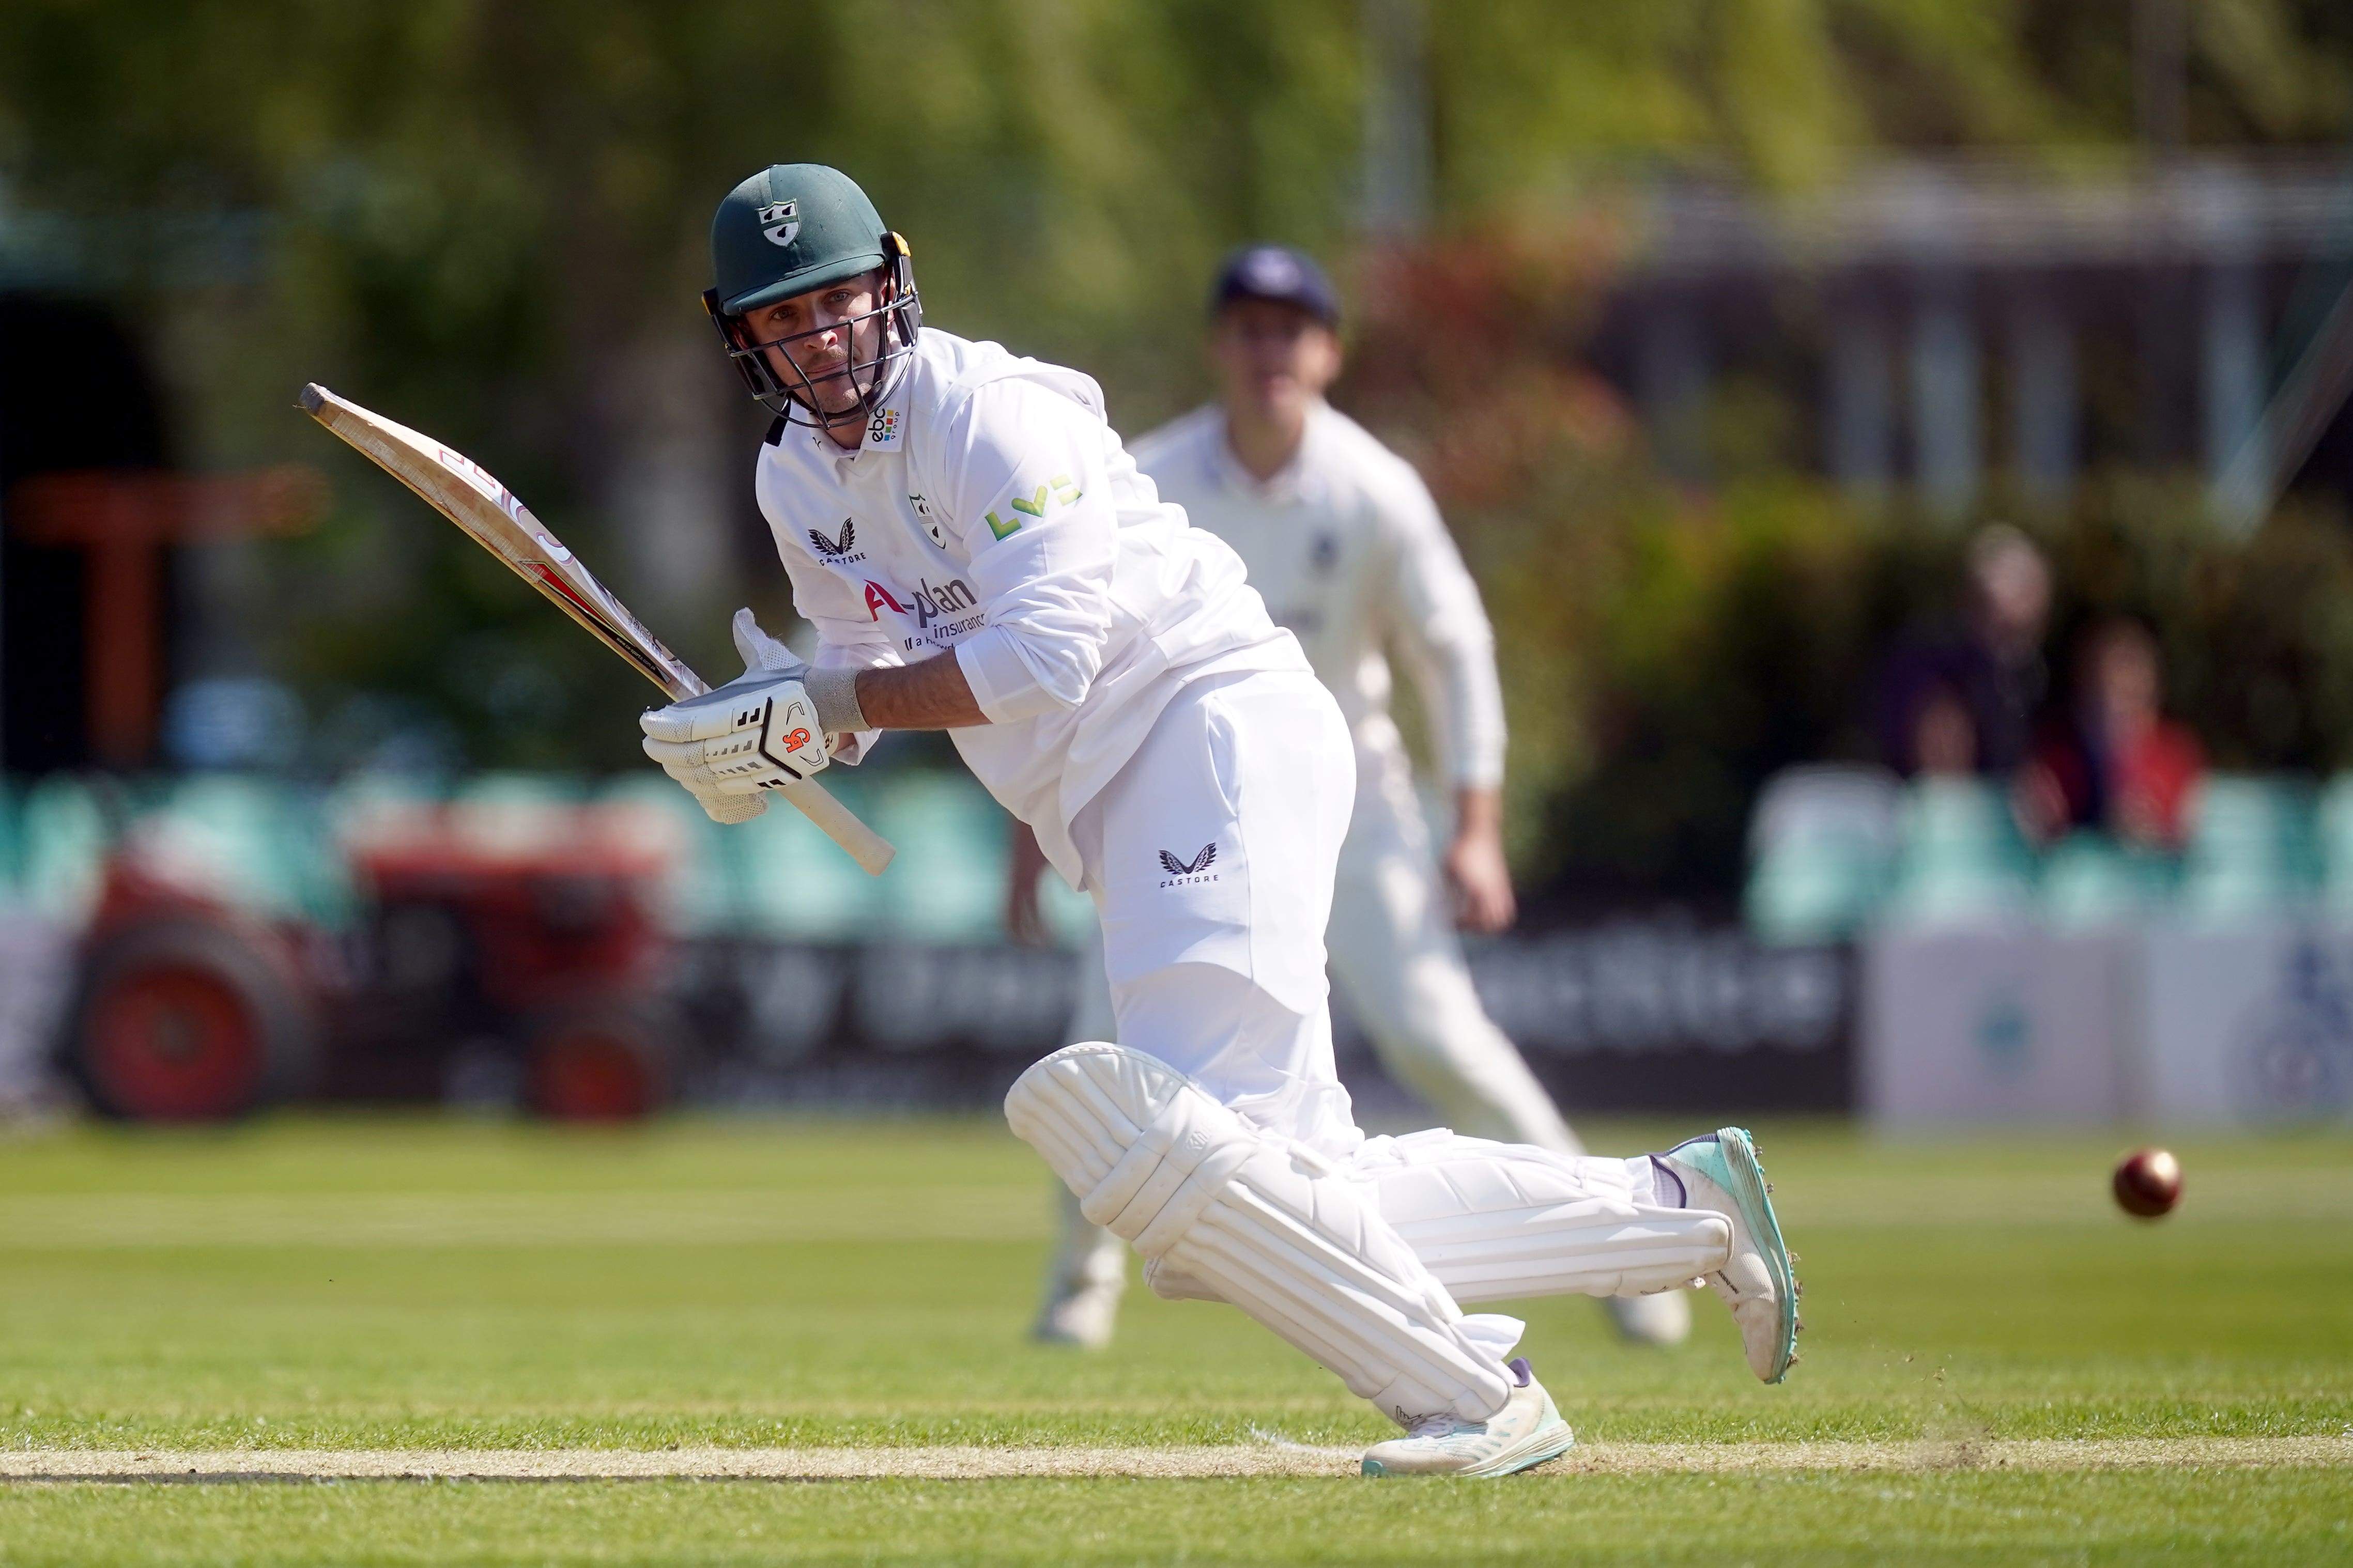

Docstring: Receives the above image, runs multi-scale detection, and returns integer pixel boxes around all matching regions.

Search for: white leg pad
[1359,1131,1732,1302]
[1006,1043,1515,1425]
[1141,1254,1224,1302]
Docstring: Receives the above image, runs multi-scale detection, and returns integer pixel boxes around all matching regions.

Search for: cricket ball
[2112,1147,2182,1219]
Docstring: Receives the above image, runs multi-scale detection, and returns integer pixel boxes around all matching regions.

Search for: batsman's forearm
[1452,785,1504,843]
[853,653,989,729]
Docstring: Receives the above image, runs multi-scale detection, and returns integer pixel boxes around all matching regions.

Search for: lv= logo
[986,474,1083,540]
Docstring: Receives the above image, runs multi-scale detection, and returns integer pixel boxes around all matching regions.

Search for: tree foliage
[3,2,2350,882]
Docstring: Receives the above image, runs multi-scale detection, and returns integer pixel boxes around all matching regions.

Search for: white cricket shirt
[1128,402,1505,791]
[755,329,1302,884]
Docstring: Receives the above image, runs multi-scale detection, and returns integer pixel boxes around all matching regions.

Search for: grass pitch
[0,1113,2345,1564]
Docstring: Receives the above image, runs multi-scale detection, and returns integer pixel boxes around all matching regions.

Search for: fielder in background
[649,165,1796,1479]
[1016,245,1693,1352]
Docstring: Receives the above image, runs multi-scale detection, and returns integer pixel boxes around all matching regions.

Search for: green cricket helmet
[702,163,921,430]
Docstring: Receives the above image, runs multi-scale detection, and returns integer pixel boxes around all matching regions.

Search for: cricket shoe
[1032,1276,1122,1349]
[1658,1128,1800,1384]
[1603,1287,1693,1346]
[1359,1358,1573,1478]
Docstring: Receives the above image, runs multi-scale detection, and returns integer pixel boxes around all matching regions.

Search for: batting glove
[640,610,830,806]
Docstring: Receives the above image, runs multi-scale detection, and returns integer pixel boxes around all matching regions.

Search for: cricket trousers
[1021,669,1728,1423]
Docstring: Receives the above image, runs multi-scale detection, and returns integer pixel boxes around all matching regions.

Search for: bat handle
[659,674,889,870]
[775,777,897,875]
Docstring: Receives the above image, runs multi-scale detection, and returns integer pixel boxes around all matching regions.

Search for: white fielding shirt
[1128,402,1506,792]
[755,329,1301,885]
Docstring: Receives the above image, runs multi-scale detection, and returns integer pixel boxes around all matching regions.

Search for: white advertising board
[0,912,71,1107]
[1860,927,2129,1126]
[2137,924,2353,1126]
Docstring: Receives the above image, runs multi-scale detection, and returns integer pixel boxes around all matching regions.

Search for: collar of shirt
[1213,402,1324,504]
[808,424,850,467]
[794,361,914,469]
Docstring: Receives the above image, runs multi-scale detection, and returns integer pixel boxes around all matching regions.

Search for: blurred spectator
[2018,619,2205,850]
[1910,680,1979,778]
[1875,524,2052,778]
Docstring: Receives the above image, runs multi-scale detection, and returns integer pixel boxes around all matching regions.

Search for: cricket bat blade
[299,382,894,875]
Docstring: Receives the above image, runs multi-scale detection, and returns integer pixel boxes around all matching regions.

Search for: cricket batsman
[641,164,1798,1478]
[1023,245,1692,1353]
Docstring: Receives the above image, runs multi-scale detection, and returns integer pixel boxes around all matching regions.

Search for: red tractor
[58,795,682,1122]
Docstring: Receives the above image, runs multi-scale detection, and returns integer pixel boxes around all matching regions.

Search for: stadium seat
[2038,830,2171,932]
[593,775,740,936]
[2179,773,2314,924]
[16,776,112,923]
[730,773,882,940]
[0,779,18,904]
[321,770,444,846]
[1879,775,2036,927]
[141,774,353,926]
[1036,868,1100,948]
[1743,764,1902,943]
[2315,773,2353,921]
[870,770,1010,944]
[449,772,588,858]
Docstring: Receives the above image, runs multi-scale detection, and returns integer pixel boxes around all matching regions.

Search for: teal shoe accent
[1667,1127,1799,1384]
[1359,1362,1576,1479]
[1468,1423,1574,1478]
[1359,1425,1572,1480]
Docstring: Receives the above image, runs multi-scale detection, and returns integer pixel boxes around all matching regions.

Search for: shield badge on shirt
[910,494,946,549]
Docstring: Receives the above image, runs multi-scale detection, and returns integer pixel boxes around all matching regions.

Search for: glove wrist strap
[804,664,870,736]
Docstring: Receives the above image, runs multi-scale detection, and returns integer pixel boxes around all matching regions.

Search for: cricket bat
[299,382,894,876]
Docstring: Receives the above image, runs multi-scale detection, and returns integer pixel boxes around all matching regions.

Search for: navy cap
[1212,244,1340,327]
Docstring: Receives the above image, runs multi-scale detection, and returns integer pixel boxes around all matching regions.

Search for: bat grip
[664,674,890,871]
[775,777,897,875]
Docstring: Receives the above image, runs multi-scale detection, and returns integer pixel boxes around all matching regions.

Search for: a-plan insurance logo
[862,576,983,650]
[757,199,799,247]
[909,576,977,630]
[986,473,1082,540]
[1157,843,1219,886]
